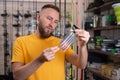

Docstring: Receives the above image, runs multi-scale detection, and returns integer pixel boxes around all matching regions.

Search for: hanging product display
[24,0,32,18]
[1,1,9,18]
[25,20,32,35]
[13,10,23,19]
[24,0,33,35]
[12,0,22,37]
[1,10,9,17]
[26,0,37,35]
[24,10,32,18]
[12,20,21,37]
[1,0,10,76]
[3,32,9,56]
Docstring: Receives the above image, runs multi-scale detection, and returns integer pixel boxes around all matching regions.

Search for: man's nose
[49,21,55,29]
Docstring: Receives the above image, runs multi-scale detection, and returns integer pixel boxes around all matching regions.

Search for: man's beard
[38,23,53,38]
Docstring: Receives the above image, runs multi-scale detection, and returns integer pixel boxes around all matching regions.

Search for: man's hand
[75,29,90,46]
[40,46,60,62]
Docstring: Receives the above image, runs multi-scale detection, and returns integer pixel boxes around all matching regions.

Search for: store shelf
[85,0,120,12]
[87,67,112,80]
[112,53,120,58]
[85,0,120,79]
[88,49,113,56]
[88,49,120,62]
[86,26,120,31]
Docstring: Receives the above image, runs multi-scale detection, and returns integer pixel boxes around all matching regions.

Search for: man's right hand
[40,46,60,62]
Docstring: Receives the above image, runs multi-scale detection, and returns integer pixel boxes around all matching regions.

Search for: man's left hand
[75,29,90,46]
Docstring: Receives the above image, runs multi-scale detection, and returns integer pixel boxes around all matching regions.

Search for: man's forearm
[77,45,88,69]
[13,55,45,80]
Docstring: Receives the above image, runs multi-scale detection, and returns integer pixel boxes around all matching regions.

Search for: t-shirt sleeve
[11,38,24,63]
[64,46,74,59]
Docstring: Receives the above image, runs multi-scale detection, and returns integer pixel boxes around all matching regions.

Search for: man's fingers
[51,46,60,53]
[74,29,90,44]
[41,46,60,62]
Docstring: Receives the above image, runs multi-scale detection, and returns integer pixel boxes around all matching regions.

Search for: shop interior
[0,0,120,80]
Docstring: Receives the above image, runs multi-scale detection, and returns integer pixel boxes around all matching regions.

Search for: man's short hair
[41,4,60,13]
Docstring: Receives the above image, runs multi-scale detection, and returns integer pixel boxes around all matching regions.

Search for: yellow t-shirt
[12,33,74,80]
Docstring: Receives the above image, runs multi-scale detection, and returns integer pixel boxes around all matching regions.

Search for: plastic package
[60,25,78,51]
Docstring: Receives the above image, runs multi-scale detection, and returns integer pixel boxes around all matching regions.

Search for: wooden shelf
[88,49,120,58]
[88,49,113,56]
[112,53,120,58]
[85,0,120,12]
[86,0,120,79]
[87,67,112,80]
[86,26,120,31]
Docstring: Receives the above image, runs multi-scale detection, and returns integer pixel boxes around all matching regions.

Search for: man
[11,4,90,80]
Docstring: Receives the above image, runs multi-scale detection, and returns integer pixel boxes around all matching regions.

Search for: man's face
[37,8,59,38]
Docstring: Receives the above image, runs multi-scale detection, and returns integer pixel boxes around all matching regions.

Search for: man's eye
[55,21,58,24]
[47,17,52,20]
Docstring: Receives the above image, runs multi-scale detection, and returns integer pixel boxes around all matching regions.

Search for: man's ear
[37,13,40,20]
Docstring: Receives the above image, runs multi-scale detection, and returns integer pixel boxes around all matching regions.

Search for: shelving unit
[85,0,120,80]
[88,49,113,56]
[86,25,120,31]
[88,49,120,62]
[85,0,120,12]
[87,67,112,80]
[88,49,120,57]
